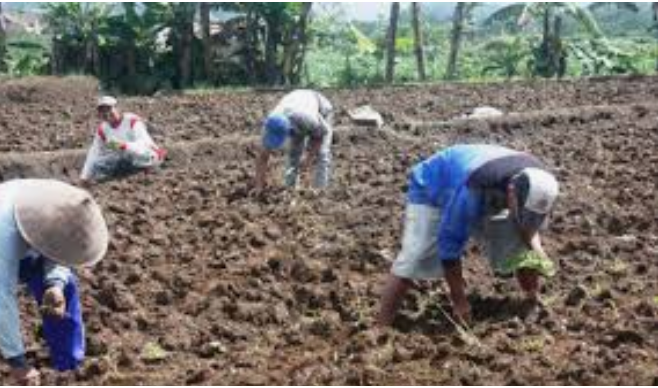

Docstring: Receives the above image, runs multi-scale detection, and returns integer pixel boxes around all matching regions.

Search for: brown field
[1,75,657,385]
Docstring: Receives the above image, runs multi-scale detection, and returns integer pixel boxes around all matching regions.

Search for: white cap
[513,168,559,232]
[97,96,117,108]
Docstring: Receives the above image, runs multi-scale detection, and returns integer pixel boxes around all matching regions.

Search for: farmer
[80,96,167,183]
[0,179,109,385]
[378,144,560,326]
[254,89,334,192]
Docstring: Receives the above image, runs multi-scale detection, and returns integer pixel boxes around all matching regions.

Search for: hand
[42,287,67,319]
[10,367,40,385]
[452,299,472,326]
[107,139,124,151]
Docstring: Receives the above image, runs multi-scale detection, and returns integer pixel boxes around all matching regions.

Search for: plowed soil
[1,76,657,385]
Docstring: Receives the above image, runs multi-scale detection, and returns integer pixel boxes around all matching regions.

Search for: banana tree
[569,38,639,76]
[482,36,531,79]
[104,3,168,77]
[485,2,637,78]
[97,2,173,94]
[44,2,112,75]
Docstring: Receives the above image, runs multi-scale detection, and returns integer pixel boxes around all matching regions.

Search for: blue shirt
[0,180,71,361]
[407,144,520,262]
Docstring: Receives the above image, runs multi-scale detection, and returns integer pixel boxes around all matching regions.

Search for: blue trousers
[19,256,85,372]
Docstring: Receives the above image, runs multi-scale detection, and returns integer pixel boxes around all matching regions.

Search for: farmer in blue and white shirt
[0,179,108,385]
[254,90,334,192]
[378,144,560,326]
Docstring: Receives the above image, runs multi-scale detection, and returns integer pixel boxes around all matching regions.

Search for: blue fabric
[406,144,519,262]
[20,255,85,372]
[263,113,290,150]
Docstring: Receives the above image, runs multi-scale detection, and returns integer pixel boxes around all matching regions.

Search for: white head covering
[97,96,118,108]
[513,168,559,232]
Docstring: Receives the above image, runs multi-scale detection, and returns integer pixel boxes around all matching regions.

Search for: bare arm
[443,260,471,324]
[521,229,548,258]
[80,133,103,182]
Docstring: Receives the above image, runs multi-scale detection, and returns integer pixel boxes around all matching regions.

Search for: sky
[343,2,391,21]
[318,3,515,22]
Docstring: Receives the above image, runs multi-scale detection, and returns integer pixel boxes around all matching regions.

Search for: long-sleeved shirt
[271,90,333,140]
[407,144,546,263]
[0,180,71,362]
[80,113,165,180]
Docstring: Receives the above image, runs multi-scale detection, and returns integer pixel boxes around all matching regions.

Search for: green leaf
[349,24,376,55]
[484,3,528,26]
[588,2,640,14]
[141,342,168,362]
[499,251,557,278]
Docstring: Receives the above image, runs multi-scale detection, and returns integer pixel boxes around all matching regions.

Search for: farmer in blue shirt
[254,90,334,192]
[378,144,560,326]
[0,179,108,385]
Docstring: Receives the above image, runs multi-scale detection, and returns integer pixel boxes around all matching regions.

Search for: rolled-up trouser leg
[314,129,333,189]
[284,136,306,188]
[391,203,443,280]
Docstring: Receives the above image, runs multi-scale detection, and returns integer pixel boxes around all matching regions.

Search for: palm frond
[588,2,640,14]
[483,3,527,26]
[562,3,603,37]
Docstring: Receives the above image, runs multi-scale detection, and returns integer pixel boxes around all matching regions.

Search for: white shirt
[80,113,165,180]
[271,90,333,139]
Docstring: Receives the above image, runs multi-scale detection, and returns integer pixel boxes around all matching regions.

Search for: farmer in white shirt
[254,90,334,192]
[80,96,166,183]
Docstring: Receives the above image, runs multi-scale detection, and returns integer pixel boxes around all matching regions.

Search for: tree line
[2,2,658,93]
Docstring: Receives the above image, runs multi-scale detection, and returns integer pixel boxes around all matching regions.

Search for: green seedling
[141,342,168,362]
[518,336,547,353]
[606,259,629,276]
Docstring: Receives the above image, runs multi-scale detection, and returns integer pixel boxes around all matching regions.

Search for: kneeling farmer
[254,90,334,192]
[81,96,166,183]
[379,144,559,326]
[1,179,109,384]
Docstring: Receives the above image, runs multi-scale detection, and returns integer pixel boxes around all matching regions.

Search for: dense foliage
[1,2,657,92]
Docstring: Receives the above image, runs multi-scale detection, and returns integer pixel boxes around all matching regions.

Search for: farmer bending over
[378,144,559,326]
[254,90,334,192]
[0,179,109,385]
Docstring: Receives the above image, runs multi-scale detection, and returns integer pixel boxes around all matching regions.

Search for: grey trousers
[284,129,333,189]
[391,194,528,280]
[90,154,146,182]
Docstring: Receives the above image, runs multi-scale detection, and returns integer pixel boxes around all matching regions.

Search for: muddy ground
[0,76,657,385]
